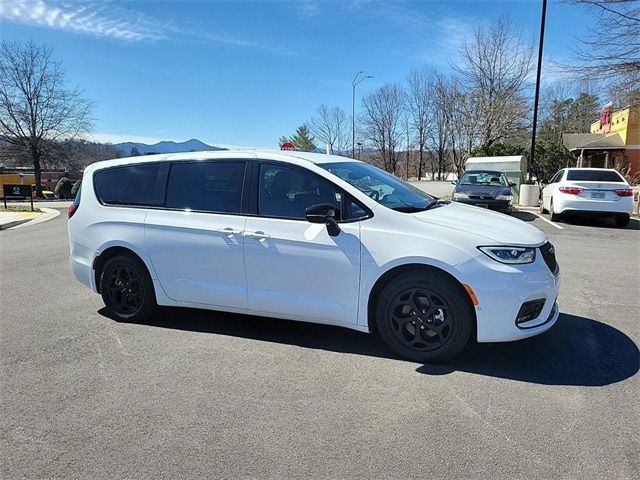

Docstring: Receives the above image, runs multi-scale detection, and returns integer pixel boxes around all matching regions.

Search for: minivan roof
[86,150,360,172]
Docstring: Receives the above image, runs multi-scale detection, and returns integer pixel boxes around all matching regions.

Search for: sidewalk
[0,207,60,230]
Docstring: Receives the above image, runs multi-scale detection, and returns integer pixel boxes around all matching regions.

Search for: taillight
[558,186,583,195]
[614,189,633,197]
[68,203,78,219]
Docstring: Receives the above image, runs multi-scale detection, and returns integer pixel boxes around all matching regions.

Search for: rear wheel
[99,254,157,322]
[375,270,474,362]
[615,214,630,227]
[539,196,547,214]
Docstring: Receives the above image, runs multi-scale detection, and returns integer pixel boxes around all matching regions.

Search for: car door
[145,159,250,309]
[543,170,563,209]
[243,162,363,325]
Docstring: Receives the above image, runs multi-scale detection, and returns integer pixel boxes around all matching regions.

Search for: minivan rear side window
[166,161,246,213]
[94,163,169,207]
[566,170,625,182]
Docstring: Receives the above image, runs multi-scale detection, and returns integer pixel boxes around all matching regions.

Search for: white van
[68,151,560,362]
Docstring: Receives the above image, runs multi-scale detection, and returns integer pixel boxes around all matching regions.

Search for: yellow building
[563,104,640,180]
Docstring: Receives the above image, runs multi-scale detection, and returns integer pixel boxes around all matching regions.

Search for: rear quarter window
[93,163,169,207]
[566,170,625,182]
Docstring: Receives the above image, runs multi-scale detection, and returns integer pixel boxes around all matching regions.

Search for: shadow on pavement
[559,215,640,230]
[417,313,639,386]
[102,307,638,387]
[511,210,537,222]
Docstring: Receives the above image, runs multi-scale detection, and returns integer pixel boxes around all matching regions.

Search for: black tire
[99,254,157,322]
[375,270,474,363]
[549,198,560,221]
[539,197,547,214]
[615,214,630,227]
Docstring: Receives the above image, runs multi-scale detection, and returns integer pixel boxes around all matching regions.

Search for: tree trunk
[31,145,43,197]
[418,146,424,180]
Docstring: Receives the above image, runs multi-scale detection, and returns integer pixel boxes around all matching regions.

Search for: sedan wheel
[549,198,560,222]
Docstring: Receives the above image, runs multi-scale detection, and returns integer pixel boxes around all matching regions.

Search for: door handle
[244,231,271,239]
[217,227,243,236]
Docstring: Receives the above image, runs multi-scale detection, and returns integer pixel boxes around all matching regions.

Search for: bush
[71,180,81,197]
[54,177,72,199]
[534,142,576,184]
[471,143,528,157]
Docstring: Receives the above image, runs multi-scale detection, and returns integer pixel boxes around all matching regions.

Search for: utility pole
[530,0,547,181]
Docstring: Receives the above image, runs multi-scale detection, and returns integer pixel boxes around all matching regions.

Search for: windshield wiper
[422,199,451,211]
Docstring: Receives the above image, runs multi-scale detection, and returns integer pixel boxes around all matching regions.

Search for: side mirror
[509,182,516,187]
[305,204,341,237]
[450,180,458,185]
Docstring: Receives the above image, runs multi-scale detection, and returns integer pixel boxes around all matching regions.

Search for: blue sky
[1,0,595,148]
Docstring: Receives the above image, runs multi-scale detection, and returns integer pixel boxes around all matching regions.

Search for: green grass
[0,205,41,213]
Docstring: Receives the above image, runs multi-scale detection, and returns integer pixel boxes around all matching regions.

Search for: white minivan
[69,151,560,362]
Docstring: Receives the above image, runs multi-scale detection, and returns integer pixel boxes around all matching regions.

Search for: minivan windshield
[459,171,508,186]
[319,161,436,212]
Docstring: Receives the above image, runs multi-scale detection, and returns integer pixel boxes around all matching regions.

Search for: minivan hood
[412,202,546,245]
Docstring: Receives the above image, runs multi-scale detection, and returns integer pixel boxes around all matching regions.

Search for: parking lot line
[530,211,565,230]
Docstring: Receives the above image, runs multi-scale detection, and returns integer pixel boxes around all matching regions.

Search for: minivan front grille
[540,242,559,275]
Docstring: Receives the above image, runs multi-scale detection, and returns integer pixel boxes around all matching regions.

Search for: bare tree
[569,0,640,106]
[448,83,478,177]
[455,17,533,147]
[426,73,452,180]
[309,105,350,154]
[406,68,433,180]
[360,84,406,173]
[0,41,93,195]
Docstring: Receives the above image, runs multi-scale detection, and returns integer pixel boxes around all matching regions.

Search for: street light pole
[352,71,372,159]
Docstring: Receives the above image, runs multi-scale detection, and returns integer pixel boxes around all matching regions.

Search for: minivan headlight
[496,194,512,201]
[453,192,468,200]
[478,246,536,264]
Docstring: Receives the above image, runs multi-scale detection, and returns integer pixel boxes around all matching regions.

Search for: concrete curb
[0,218,31,230]
[11,207,61,229]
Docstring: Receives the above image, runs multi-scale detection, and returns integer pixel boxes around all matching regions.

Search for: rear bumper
[555,196,633,215]
[69,240,97,292]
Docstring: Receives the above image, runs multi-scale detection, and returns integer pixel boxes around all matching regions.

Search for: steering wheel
[368,190,380,201]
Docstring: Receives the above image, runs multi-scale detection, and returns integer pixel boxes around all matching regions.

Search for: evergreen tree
[291,124,316,152]
[130,146,140,157]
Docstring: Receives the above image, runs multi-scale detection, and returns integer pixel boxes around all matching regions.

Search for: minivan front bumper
[455,248,561,343]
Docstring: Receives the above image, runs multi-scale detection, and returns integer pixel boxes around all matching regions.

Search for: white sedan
[540,168,634,227]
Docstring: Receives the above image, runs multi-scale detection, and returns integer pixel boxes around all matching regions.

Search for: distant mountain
[114,138,226,155]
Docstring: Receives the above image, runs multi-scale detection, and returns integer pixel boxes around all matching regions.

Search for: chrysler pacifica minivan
[69,151,560,362]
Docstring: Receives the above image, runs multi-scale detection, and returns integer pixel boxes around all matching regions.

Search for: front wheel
[375,271,474,362]
[99,254,157,322]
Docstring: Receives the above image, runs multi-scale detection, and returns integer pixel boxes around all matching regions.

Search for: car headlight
[453,192,468,200]
[496,194,512,201]
[478,246,536,264]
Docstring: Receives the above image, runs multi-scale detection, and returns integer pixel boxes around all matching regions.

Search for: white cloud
[0,0,291,54]
[0,0,166,41]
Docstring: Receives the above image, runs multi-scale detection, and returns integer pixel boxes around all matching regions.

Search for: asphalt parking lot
[1,207,639,479]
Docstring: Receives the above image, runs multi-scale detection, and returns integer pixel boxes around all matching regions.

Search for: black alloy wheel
[389,288,452,352]
[375,270,473,362]
[100,254,156,322]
